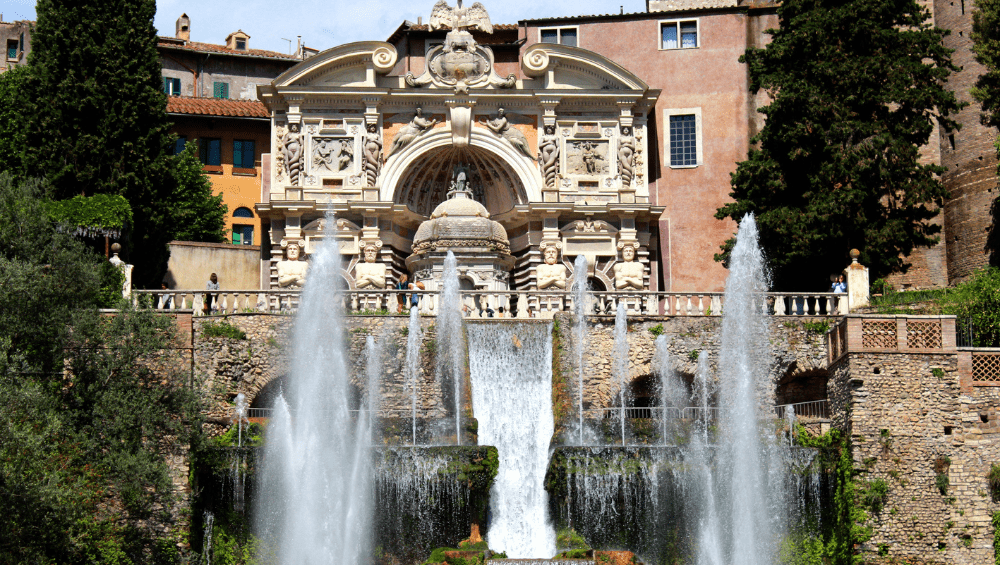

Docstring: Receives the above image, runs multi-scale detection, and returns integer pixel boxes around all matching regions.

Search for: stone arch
[775,368,829,406]
[380,129,543,209]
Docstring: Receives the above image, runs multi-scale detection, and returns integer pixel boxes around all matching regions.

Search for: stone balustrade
[135,289,849,319]
[827,315,957,364]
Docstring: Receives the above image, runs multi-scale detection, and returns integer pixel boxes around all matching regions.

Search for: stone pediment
[521,43,648,91]
[269,42,397,88]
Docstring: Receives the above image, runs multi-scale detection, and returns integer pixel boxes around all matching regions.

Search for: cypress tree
[23,0,175,286]
[715,0,963,290]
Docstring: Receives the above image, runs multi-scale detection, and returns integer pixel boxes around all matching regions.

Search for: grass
[201,320,247,340]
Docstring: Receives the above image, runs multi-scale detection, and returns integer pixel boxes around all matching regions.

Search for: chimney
[226,30,250,50]
[176,13,190,41]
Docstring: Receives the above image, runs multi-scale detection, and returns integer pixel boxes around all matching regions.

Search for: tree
[971,0,1000,266]
[22,0,175,287]
[170,140,227,243]
[0,65,29,177]
[0,173,202,564]
[715,0,963,290]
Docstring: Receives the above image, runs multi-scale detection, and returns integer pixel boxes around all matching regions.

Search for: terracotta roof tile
[166,96,269,118]
[157,38,299,61]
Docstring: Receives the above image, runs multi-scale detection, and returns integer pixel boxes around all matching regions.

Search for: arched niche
[380,129,543,208]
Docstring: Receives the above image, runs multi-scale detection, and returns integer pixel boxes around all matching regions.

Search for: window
[661,20,698,50]
[213,82,229,99]
[664,108,702,167]
[199,138,222,166]
[172,135,188,155]
[233,140,255,169]
[233,225,254,245]
[163,77,181,95]
[233,207,254,218]
[539,27,577,47]
[236,38,246,50]
[6,40,17,60]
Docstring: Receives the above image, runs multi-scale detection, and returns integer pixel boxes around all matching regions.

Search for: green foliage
[201,320,247,340]
[939,267,1000,346]
[936,473,950,495]
[0,64,29,176]
[802,321,830,334]
[45,193,133,232]
[168,140,227,243]
[98,260,127,308]
[715,0,963,289]
[556,526,591,551]
[932,368,945,378]
[864,479,889,514]
[648,324,665,337]
[993,511,1000,564]
[989,464,1000,502]
[778,532,826,565]
[688,349,700,362]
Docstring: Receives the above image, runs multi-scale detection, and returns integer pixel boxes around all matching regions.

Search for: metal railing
[774,400,828,420]
[134,288,848,319]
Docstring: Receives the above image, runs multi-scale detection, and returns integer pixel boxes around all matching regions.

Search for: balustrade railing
[134,289,847,318]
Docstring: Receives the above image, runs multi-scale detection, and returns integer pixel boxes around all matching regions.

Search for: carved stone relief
[388,108,438,157]
[634,125,645,187]
[362,124,384,187]
[274,124,287,183]
[485,108,535,161]
[566,140,609,176]
[312,137,354,173]
[538,125,560,189]
[281,123,303,186]
[613,241,644,291]
[618,126,636,187]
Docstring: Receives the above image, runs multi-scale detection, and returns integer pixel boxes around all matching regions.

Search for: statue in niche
[363,124,383,187]
[388,108,438,157]
[277,239,308,287]
[281,124,303,186]
[536,243,568,290]
[274,124,287,182]
[613,242,644,291]
[581,142,598,174]
[354,241,386,289]
[487,108,535,161]
[618,126,636,187]
[538,125,560,189]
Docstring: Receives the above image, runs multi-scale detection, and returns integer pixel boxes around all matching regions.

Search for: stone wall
[829,349,1000,564]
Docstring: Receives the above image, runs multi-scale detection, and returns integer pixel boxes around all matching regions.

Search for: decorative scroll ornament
[363,124,383,186]
[486,107,536,161]
[405,0,515,93]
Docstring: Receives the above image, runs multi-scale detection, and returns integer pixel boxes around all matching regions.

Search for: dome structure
[411,172,510,256]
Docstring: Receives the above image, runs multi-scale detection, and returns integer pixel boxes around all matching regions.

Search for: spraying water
[233,393,248,447]
[705,213,783,564]
[365,334,384,444]
[469,321,556,558]
[202,511,215,565]
[254,215,373,564]
[405,306,423,445]
[438,251,465,445]
[613,302,629,446]
[571,254,589,445]
[652,335,687,445]
[688,351,723,565]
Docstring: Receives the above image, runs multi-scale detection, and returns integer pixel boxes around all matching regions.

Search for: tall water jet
[653,335,686,445]
[688,351,723,565]
[613,301,629,446]
[438,251,465,444]
[233,393,248,447]
[709,213,783,564]
[255,216,372,564]
[571,254,589,444]
[468,321,556,558]
[405,306,423,445]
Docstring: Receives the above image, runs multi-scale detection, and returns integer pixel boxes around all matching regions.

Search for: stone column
[847,249,870,309]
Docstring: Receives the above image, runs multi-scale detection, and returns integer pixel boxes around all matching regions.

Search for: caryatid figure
[354,241,387,289]
[613,242,644,291]
[277,239,308,288]
[536,243,568,290]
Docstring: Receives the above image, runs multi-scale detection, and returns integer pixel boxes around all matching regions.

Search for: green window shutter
[213,82,229,99]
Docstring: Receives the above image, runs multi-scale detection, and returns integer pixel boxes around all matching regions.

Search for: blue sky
[2,0,647,55]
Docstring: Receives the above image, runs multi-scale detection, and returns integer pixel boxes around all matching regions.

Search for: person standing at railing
[831,273,847,293]
[204,273,219,314]
[160,282,172,310]
[396,274,410,313]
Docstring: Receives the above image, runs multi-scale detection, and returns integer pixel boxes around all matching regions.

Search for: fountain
[254,214,373,564]
[571,254,590,445]
[438,250,465,444]
[613,302,628,446]
[406,305,423,445]
[468,321,556,558]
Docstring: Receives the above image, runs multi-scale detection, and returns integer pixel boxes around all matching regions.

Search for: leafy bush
[988,464,1000,502]
[940,267,1000,347]
[864,479,889,513]
[648,324,664,337]
[201,320,246,340]
[803,321,830,334]
[936,472,950,495]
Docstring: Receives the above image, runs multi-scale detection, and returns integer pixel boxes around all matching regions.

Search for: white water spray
[571,254,589,444]
[365,334,383,444]
[439,251,465,444]
[405,306,423,445]
[613,302,629,446]
[469,322,556,558]
[255,215,373,564]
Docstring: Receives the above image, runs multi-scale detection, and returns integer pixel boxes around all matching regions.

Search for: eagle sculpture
[429,0,494,34]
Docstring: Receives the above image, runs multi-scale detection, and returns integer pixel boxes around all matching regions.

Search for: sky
[1,0,648,55]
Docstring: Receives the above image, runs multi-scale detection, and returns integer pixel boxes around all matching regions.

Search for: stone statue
[487,107,535,161]
[281,124,303,186]
[277,239,308,287]
[536,243,568,290]
[581,142,598,174]
[429,0,494,34]
[538,125,560,189]
[363,124,383,187]
[354,242,387,289]
[618,127,636,187]
[388,108,438,157]
[613,242,644,290]
[274,124,287,182]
